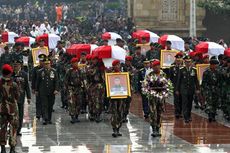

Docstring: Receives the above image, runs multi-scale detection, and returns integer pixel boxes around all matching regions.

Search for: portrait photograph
[160,50,179,68]
[105,72,131,99]
[136,43,151,55]
[32,47,49,66]
[197,64,210,84]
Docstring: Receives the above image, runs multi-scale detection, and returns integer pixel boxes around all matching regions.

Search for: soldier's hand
[175,91,179,95]
[54,90,59,95]
[195,90,200,94]
[27,99,31,104]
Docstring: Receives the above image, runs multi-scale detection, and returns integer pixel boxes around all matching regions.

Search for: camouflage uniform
[65,67,84,123]
[146,49,160,61]
[0,78,19,148]
[12,69,31,135]
[221,66,230,120]
[132,54,146,70]
[87,64,105,122]
[201,68,221,121]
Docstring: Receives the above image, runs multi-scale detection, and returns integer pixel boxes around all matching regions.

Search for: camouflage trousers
[123,97,131,120]
[88,83,104,116]
[204,92,219,114]
[68,91,82,117]
[0,114,18,146]
[222,88,230,115]
[149,97,163,129]
[110,99,125,129]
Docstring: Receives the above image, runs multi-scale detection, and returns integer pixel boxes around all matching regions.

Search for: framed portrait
[105,72,131,99]
[160,50,179,68]
[32,47,49,66]
[136,43,151,56]
[196,64,210,84]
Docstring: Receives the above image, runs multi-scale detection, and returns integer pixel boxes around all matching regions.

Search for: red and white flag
[132,30,159,43]
[195,42,225,56]
[102,32,122,45]
[159,34,185,51]
[66,44,98,58]
[36,34,61,49]
[15,37,35,47]
[1,31,19,44]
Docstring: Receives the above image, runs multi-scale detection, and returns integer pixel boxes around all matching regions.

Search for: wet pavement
[3,94,230,153]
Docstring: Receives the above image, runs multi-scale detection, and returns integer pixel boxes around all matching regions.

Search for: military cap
[151,60,160,66]
[13,59,23,64]
[43,56,51,64]
[183,55,192,61]
[2,64,13,75]
[125,56,133,61]
[143,58,150,64]
[175,52,183,58]
[71,57,79,63]
[38,54,46,61]
[112,60,120,66]
[209,59,219,65]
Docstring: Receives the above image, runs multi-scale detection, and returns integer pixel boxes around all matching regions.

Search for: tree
[198,0,230,14]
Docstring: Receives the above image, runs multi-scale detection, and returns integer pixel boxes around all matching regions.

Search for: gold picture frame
[105,72,131,99]
[32,47,49,66]
[196,64,210,84]
[160,50,179,68]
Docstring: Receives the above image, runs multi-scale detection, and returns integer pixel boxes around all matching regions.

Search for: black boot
[70,116,76,124]
[9,146,16,153]
[95,115,102,123]
[89,114,95,121]
[151,126,157,137]
[112,128,117,138]
[156,127,162,137]
[75,115,80,123]
[117,128,122,137]
[212,113,216,122]
[1,145,6,153]
[208,113,212,122]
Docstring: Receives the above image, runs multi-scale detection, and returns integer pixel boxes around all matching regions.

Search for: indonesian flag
[92,45,126,67]
[159,34,185,51]
[15,37,35,47]
[101,32,122,46]
[36,34,61,49]
[224,48,230,57]
[66,44,98,58]
[195,42,225,56]
[132,30,159,43]
[1,32,19,44]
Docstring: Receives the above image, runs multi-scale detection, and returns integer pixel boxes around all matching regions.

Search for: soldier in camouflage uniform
[201,58,221,122]
[87,55,105,122]
[56,52,68,109]
[65,58,84,123]
[0,46,12,70]
[132,46,146,70]
[146,43,161,61]
[0,64,19,153]
[121,56,136,122]
[109,60,127,137]
[169,52,183,119]
[142,60,172,137]
[12,60,31,136]
[221,58,230,121]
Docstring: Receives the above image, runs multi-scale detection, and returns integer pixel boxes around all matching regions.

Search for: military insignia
[50,71,55,78]
[42,71,45,77]
[191,70,195,76]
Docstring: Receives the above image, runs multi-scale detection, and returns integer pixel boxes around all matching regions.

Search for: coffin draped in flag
[132,30,159,43]
[36,34,61,49]
[92,46,126,67]
[1,32,19,44]
[15,37,35,47]
[66,44,98,58]
[101,32,122,45]
[195,42,225,56]
[224,48,230,57]
[159,34,185,51]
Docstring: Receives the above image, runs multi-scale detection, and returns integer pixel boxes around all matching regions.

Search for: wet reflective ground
[3,94,230,153]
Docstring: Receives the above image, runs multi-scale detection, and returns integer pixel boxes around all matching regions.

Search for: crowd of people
[0,1,230,153]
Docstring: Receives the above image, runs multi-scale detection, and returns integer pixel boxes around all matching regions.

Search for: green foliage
[198,0,230,14]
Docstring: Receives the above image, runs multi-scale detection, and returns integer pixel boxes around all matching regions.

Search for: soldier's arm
[13,82,20,101]
[175,68,182,92]
[35,70,41,92]
[194,68,200,91]
[31,68,37,90]
[54,70,59,92]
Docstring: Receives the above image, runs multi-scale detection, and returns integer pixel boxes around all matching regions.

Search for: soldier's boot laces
[117,128,122,137]
[112,128,118,138]
[9,146,16,153]
[1,145,6,153]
